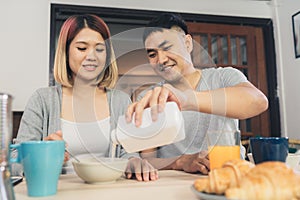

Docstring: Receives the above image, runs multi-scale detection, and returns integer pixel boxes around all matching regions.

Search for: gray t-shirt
[140,67,247,158]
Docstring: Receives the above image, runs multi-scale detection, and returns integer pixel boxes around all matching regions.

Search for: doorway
[187,22,269,138]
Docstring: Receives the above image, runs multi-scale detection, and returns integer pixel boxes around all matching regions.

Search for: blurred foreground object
[0,93,15,200]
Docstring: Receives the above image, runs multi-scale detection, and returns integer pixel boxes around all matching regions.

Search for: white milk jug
[111,102,185,153]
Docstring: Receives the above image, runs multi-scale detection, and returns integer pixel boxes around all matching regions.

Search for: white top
[61,118,111,173]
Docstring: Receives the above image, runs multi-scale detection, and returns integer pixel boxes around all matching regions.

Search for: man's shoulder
[202,66,245,79]
[200,67,247,88]
[202,66,238,74]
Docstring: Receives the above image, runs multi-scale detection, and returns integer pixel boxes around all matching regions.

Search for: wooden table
[14,170,201,200]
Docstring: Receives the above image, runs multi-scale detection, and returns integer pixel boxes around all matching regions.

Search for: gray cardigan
[16,85,131,157]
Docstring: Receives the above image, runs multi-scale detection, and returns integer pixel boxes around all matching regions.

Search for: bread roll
[194,159,254,194]
[225,161,300,200]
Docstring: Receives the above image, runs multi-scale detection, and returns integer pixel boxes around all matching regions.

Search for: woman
[16,14,157,181]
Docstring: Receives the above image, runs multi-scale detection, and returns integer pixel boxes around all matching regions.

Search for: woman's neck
[63,83,105,97]
[61,84,108,122]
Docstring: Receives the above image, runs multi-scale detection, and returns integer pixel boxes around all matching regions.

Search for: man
[126,13,268,174]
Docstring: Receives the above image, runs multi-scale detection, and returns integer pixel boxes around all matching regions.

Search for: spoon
[65,148,80,163]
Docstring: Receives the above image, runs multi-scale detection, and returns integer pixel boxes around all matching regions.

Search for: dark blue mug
[249,137,289,164]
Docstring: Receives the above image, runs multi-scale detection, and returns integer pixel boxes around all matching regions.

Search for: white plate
[191,185,227,200]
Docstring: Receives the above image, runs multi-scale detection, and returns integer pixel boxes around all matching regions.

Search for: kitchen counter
[14,170,202,200]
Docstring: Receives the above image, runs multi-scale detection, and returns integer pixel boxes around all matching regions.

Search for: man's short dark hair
[143,13,188,43]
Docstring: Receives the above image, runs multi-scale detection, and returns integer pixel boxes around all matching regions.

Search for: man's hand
[172,151,210,175]
[126,84,195,127]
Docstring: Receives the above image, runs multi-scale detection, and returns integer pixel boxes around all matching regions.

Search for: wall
[4,0,299,139]
[0,0,271,111]
[271,0,300,139]
[0,1,49,111]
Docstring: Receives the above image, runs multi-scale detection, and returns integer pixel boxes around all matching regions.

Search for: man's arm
[127,82,268,126]
[140,150,210,175]
[190,81,269,120]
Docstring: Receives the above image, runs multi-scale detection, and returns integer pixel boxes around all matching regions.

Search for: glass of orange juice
[207,130,241,170]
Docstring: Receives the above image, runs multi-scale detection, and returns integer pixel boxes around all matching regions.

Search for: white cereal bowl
[72,157,128,184]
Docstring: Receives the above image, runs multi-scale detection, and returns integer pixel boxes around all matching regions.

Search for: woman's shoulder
[31,85,62,101]
[107,88,130,98]
[24,85,61,109]
[106,88,131,109]
[35,85,61,94]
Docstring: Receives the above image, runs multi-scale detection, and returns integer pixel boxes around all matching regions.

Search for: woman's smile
[82,64,98,71]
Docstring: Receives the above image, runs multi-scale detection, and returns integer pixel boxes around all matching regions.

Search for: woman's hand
[125,157,158,181]
[44,130,64,141]
[44,130,69,163]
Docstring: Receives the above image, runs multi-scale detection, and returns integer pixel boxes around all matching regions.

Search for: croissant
[225,161,300,200]
[194,159,254,195]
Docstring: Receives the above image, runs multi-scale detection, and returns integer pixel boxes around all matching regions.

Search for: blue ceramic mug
[10,140,65,197]
[249,137,289,164]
